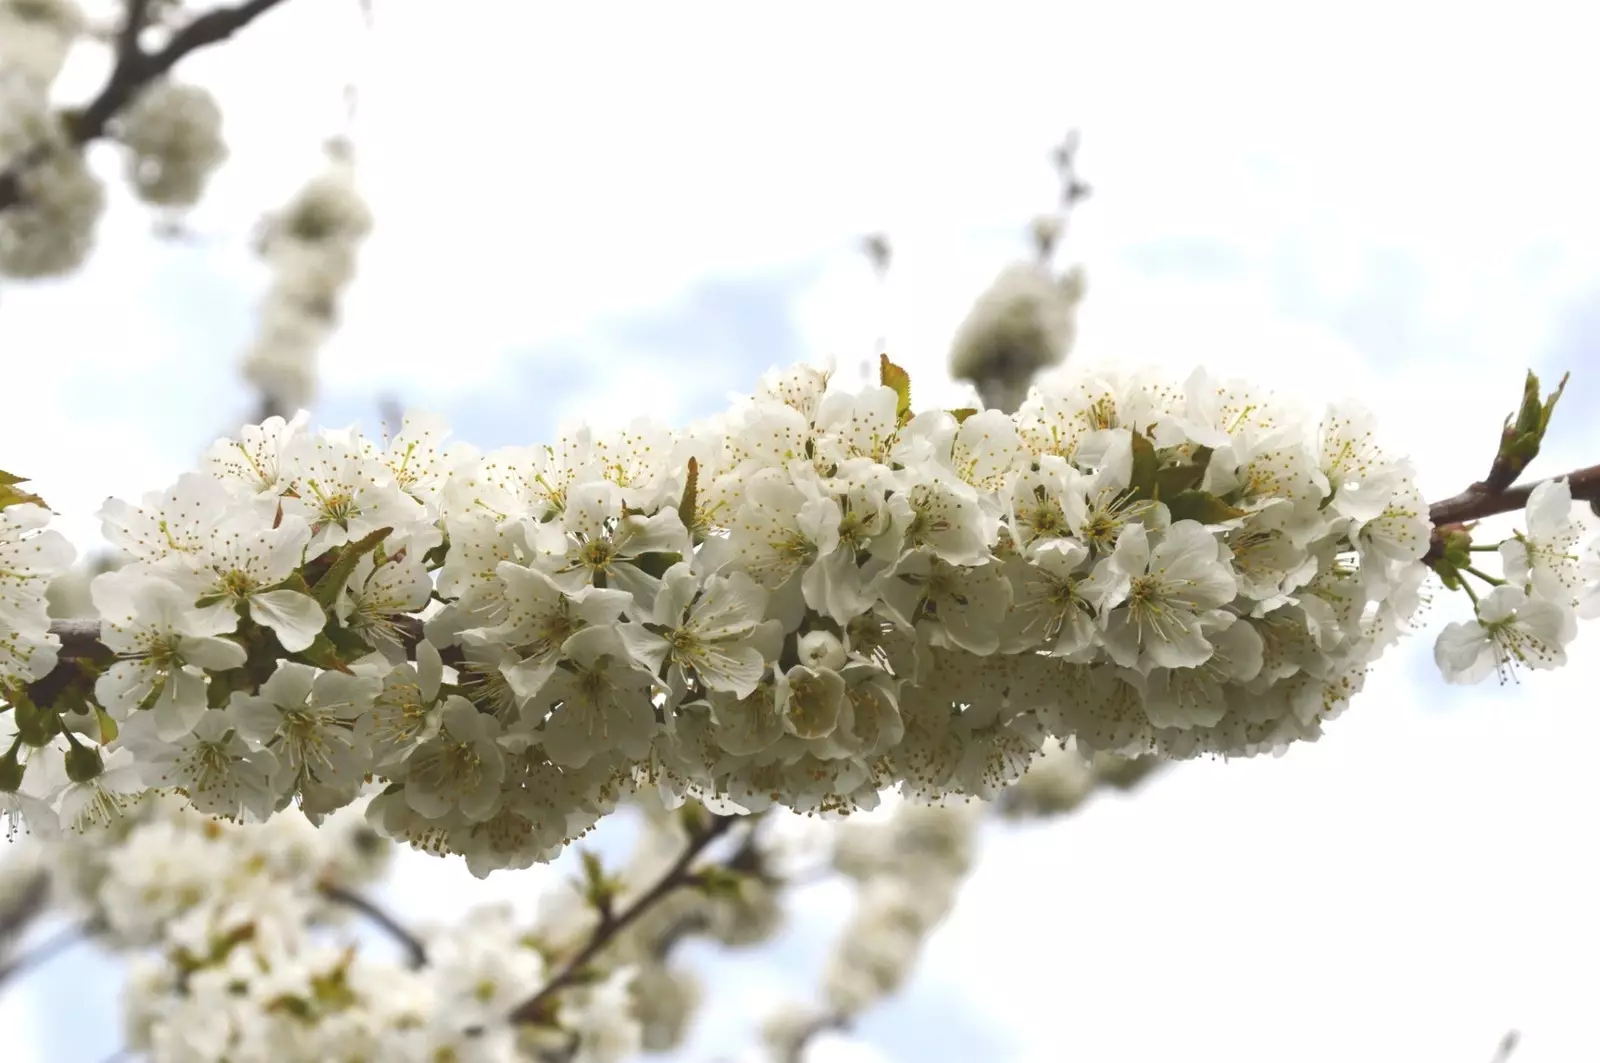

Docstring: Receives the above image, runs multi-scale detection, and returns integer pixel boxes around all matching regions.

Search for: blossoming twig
[506,813,740,1026]
[0,0,295,212]
[1425,462,1600,563]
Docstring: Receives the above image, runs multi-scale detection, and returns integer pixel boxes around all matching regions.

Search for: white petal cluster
[0,0,86,87]
[116,78,228,208]
[949,260,1086,413]
[241,147,373,412]
[824,799,980,1016]
[0,502,74,685]
[9,360,1599,871]
[0,77,106,278]
[1434,478,1593,684]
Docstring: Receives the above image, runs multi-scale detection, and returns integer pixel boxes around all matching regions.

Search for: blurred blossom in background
[2,1,1599,1060]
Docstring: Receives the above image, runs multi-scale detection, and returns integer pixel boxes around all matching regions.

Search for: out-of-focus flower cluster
[3,790,644,1062]
[240,145,373,413]
[114,77,227,209]
[5,359,1596,876]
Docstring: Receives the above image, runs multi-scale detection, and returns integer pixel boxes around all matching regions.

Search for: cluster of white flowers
[115,77,228,209]
[5,790,644,1062]
[949,260,1086,413]
[0,74,106,278]
[0,501,74,693]
[240,145,373,413]
[825,799,979,1016]
[5,359,1599,876]
[0,0,85,87]
[1433,478,1597,683]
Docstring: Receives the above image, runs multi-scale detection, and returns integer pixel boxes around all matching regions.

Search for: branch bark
[506,814,739,1026]
[0,0,294,213]
[318,883,427,968]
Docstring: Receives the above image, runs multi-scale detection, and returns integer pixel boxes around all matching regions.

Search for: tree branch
[1423,463,1600,564]
[1428,463,1600,528]
[0,0,294,213]
[0,923,82,987]
[318,883,427,969]
[506,814,740,1026]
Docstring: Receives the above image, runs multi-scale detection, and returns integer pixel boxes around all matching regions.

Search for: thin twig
[506,814,740,1025]
[318,883,427,969]
[0,0,295,212]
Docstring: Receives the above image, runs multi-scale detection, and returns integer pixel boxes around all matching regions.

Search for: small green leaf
[1128,433,1159,499]
[1165,490,1248,525]
[948,408,980,424]
[879,354,913,426]
[690,865,748,901]
[0,470,46,511]
[295,631,356,675]
[1152,446,1212,498]
[679,456,700,533]
[1493,369,1570,487]
[95,706,119,744]
[310,527,393,610]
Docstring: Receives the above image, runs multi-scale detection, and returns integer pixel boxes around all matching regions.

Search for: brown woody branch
[1423,463,1600,564]
[0,0,293,213]
[506,814,739,1026]
[319,883,427,969]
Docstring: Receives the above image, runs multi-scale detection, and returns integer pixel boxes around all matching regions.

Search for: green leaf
[690,865,748,901]
[1128,433,1159,499]
[576,848,621,922]
[294,631,356,675]
[421,534,450,571]
[1165,490,1248,525]
[948,407,979,424]
[0,470,46,511]
[95,706,119,745]
[310,527,393,610]
[879,354,913,426]
[1152,446,1212,498]
[679,456,700,533]
[1494,370,1570,486]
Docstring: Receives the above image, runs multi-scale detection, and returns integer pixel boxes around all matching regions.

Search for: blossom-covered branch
[5,356,1598,878]
[0,0,292,213]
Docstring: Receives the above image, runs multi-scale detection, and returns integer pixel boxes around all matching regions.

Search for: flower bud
[13,694,60,747]
[64,740,103,783]
[797,630,846,671]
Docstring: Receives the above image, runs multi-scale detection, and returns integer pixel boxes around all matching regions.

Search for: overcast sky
[3,2,1600,1061]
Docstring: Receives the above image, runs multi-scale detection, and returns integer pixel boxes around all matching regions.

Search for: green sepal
[948,408,979,424]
